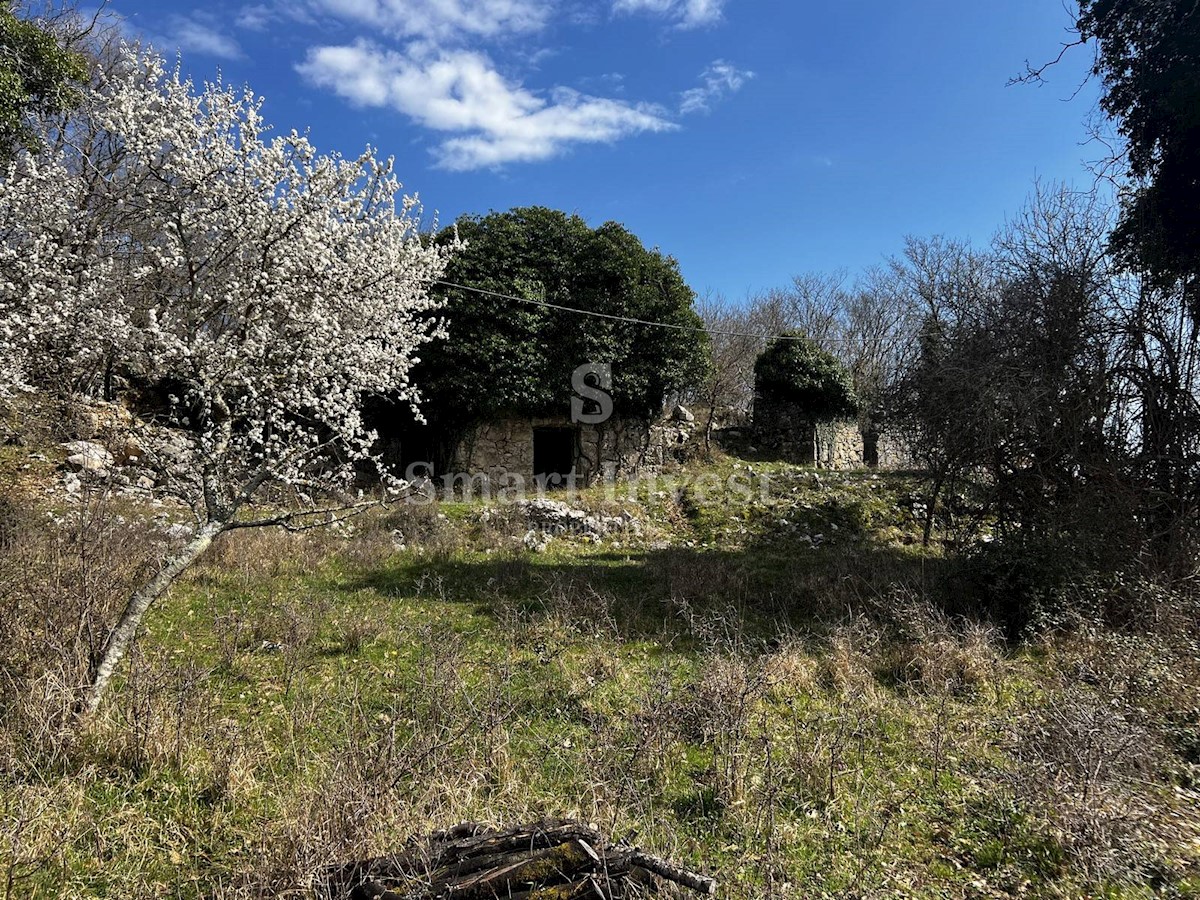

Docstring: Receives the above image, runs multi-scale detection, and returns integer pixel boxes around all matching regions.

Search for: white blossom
[1,47,459,715]
[0,47,455,522]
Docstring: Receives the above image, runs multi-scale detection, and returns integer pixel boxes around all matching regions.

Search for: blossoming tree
[0,48,454,715]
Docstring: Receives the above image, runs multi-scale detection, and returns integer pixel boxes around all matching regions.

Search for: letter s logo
[571,363,613,425]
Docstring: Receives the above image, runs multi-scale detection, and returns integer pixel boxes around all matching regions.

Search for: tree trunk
[78,519,225,719]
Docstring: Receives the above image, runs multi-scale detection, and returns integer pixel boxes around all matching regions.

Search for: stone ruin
[450,407,697,486]
[752,396,910,471]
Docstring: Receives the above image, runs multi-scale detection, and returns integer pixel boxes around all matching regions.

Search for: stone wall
[814,420,865,469]
[753,398,817,464]
[873,431,913,470]
[451,413,693,484]
[753,394,910,471]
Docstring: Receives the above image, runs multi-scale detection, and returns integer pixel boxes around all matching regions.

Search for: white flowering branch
[0,47,456,717]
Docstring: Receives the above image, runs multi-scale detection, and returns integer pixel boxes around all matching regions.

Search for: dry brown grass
[0,485,162,767]
[876,598,1005,696]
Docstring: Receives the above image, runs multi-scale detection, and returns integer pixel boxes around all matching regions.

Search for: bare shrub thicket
[1001,629,1200,885]
[0,486,159,767]
[892,186,1200,623]
[692,269,918,450]
[1007,686,1177,882]
[374,503,465,560]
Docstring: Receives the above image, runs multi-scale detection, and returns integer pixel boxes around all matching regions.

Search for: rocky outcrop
[61,440,114,477]
[37,398,201,501]
[672,404,695,423]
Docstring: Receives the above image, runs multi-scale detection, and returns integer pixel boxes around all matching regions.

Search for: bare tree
[780,270,850,349]
[888,185,1161,579]
[887,236,996,543]
[693,291,762,450]
[747,267,919,437]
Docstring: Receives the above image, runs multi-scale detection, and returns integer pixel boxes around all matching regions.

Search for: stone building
[449,410,695,486]
[752,396,909,470]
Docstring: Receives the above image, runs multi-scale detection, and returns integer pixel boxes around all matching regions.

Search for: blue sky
[106,0,1101,300]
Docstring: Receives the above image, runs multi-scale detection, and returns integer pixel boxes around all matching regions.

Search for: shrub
[753,332,858,419]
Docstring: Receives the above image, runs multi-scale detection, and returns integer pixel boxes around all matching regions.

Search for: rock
[163,523,194,542]
[522,529,551,553]
[136,475,156,490]
[64,399,134,441]
[514,499,639,543]
[672,405,695,424]
[114,436,145,465]
[390,529,408,551]
[61,440,113,477]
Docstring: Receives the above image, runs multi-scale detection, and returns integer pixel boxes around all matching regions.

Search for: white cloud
[235,5,275,30]
[679,59,752,114]
[297,41,676,170]
[306,0,551,41]
[153,14,243,60]
[613,0,727,29]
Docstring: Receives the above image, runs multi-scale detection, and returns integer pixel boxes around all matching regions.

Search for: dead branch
[317,819,717,900]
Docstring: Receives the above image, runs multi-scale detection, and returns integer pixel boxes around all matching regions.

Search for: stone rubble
[61,440,114,478]
[672,404,696,423]
[480,499,643,552]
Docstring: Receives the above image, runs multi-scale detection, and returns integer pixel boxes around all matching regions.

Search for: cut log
[441,820,605,863]
[446,841,593,897]
[626,851,717,896]
[316,819,717,900]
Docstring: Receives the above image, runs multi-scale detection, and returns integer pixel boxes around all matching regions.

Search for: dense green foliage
[419,207,709,423]
[0,6,86,158]
[753,331,857,419]
[1078,0,1200,292]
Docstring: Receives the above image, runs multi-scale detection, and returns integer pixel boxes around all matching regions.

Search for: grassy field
[2,444,1199,898]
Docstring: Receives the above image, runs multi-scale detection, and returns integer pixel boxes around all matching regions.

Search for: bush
[753,332,857,419]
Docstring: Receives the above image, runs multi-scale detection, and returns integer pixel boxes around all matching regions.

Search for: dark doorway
[863,431,880,469]
[533,427,576,487]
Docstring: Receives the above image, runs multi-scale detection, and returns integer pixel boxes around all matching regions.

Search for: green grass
[2,460,1198,899]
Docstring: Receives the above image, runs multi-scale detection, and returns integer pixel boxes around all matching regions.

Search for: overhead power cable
[433,279,846,344]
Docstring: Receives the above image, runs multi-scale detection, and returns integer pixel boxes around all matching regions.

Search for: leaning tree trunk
[78,520,226,718]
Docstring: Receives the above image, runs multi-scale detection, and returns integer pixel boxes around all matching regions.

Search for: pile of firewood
[318,819,717,899]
